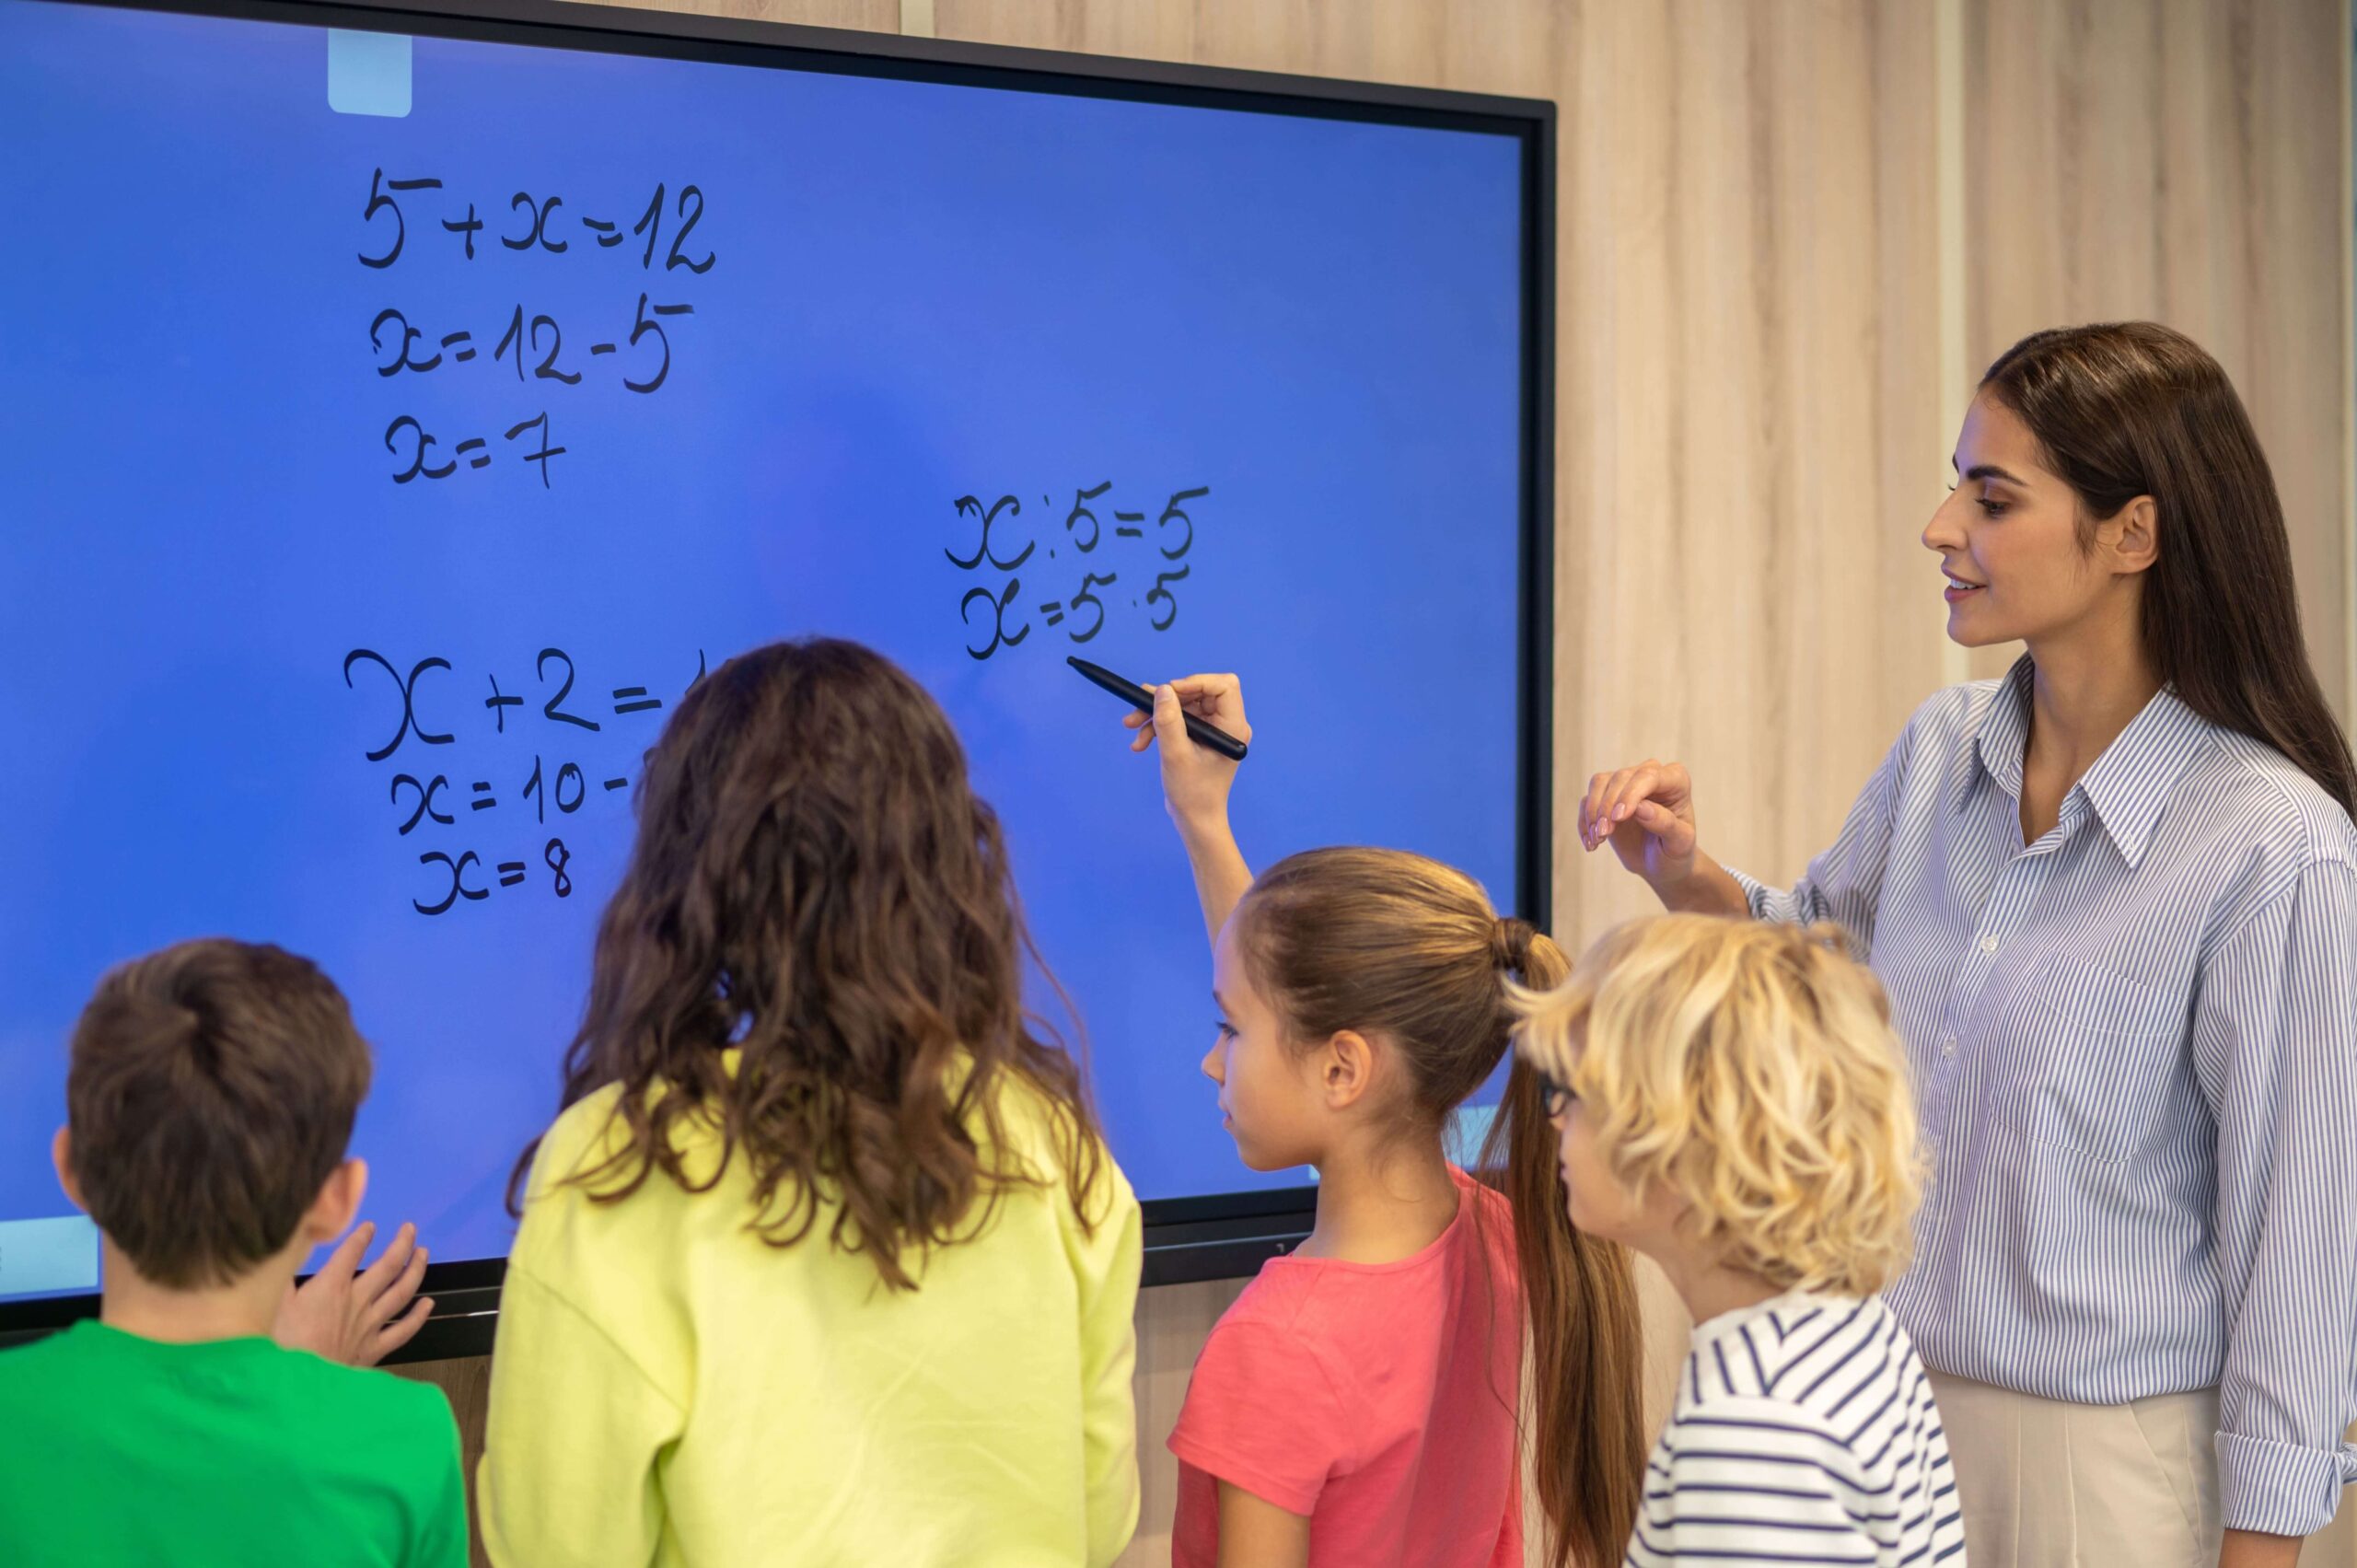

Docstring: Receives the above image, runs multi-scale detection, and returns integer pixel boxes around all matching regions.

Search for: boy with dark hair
[0,938,467,1567]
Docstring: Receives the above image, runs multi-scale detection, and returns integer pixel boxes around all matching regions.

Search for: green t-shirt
[0,1319,467,1568]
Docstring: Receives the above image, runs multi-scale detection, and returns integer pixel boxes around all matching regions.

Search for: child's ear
[1319,1030,1376,1110]
[299,1158,369,1247]
[51,1127,86,1213]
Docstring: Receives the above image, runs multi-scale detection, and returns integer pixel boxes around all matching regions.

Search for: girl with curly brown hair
[480,638,1142,1568]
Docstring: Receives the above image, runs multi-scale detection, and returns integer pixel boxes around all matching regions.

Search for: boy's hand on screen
[1125,673,1248,826]
[274,1220,435,1367]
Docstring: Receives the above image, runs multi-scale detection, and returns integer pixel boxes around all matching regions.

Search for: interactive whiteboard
[0,0,1548,1310]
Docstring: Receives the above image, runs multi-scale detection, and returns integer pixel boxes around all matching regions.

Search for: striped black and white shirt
[1731,659,2357,1538]
[1628,1291,1963,1566]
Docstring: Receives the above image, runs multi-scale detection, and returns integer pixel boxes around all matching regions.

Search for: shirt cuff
[2215,1430,2357,1537]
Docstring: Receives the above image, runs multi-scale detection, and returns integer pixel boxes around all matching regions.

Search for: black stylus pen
[1067,656,1249,761]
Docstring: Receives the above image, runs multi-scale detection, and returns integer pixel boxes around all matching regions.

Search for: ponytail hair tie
[1491,915,1536,974]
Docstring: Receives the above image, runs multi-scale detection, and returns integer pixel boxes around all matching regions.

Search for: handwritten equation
[343,645,704,917]
[372,298,691,393]
[357,173,716,272]
[384,412,565,487]
[359,172,715,489]
[948,482,1208,659]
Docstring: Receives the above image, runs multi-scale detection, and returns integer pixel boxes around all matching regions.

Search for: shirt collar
[1968,654,2217,869]
[1968,657,2034,803]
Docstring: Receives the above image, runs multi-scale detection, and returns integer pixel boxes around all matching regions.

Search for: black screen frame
[0,0,1555,1361]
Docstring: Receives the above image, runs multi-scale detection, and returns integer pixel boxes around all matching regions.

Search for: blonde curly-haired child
[1513,914,1966,1567]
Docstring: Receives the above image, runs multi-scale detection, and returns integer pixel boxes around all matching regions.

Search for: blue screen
[0,0,1527,1300]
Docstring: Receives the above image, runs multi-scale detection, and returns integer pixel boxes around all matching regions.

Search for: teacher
[1580,321,2357,1568]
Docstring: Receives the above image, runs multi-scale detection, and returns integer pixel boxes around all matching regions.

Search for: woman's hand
[1125,673,1250,831]
[273,1220,434,1367]
[1580,760,1701,889]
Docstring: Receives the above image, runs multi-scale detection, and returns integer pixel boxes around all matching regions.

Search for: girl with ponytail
[1121,676,1645,1568]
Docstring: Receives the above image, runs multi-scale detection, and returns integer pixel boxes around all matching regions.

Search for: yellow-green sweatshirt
[480,1056,1142,1568]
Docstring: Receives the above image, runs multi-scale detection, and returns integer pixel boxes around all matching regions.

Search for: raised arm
[1124,674,1255,946]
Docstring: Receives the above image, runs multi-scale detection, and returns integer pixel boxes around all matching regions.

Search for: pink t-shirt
[1168,1167,1523,1568]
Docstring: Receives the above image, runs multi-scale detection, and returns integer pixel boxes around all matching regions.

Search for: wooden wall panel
[393,1356,491,1567]
[1115,1277,1247,1566]
[1962,0,2351,697]
[933,0,1563,97]
[592,0,895,27]
[1550,0,1949,953]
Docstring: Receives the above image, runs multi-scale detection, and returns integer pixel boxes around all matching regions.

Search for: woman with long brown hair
[1581,322,2357,1567]
[478,638,1143,1568]
[1122,679,1647,1568]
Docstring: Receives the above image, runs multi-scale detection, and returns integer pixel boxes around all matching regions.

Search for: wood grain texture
[392,1355,493,1568]
[1118,1278,1247,1566]
[1961,0,2352,694]
[1550,0,1950,954]
[581,0,896,29]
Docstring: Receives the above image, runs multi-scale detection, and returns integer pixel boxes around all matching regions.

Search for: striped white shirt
[1731,659,2357,1537]
[1628,1291,1963,1566]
